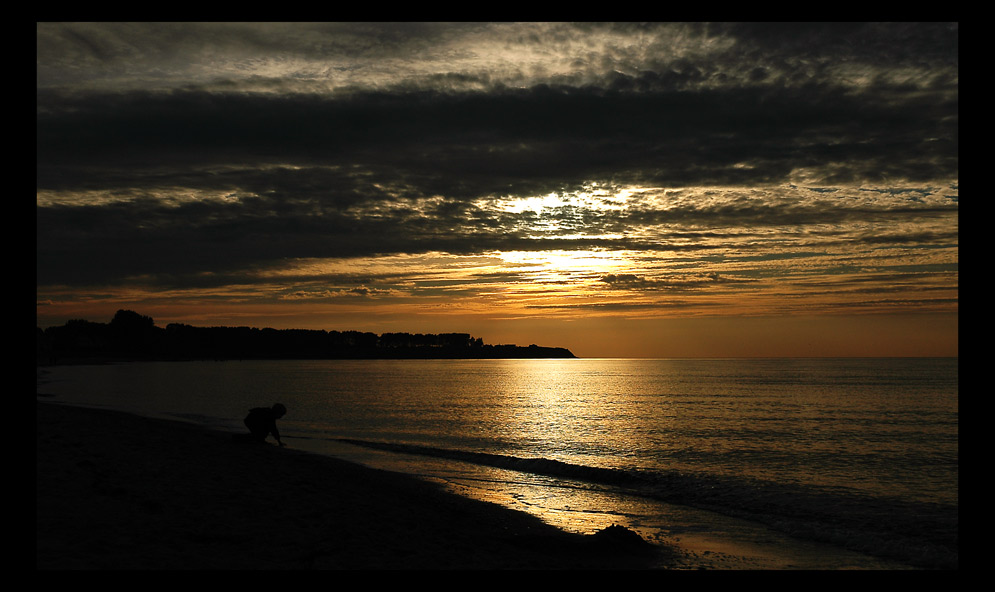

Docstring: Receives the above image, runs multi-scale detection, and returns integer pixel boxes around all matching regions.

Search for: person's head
[272,403,287,418]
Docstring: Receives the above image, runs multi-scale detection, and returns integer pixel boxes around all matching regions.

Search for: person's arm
[272,423,284,447]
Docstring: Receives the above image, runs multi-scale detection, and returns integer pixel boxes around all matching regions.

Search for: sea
[36,357,958,570]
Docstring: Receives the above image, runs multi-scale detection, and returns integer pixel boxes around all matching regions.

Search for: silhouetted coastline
[36,310,576,364]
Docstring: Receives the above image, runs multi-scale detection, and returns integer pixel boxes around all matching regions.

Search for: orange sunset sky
[36,23,958,358]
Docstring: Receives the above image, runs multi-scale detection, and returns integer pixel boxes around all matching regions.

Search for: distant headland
[36,310,576,364]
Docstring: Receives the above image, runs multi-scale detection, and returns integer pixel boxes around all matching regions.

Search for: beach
[36,401,669,570]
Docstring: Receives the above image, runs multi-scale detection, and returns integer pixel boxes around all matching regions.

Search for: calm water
[37,357,958,569]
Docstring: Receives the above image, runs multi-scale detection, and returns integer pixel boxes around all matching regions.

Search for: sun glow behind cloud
[37,180,957,323]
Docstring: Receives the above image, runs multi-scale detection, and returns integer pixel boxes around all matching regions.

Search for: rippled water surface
[38,357,958,568]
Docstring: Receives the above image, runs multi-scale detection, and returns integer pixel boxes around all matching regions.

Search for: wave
[336,438,650,487]
[337,438,958,570]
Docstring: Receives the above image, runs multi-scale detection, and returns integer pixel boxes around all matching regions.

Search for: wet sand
[36,401,669,570]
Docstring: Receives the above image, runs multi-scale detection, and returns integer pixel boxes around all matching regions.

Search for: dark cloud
[599,271,746,291]
[37,79,958,191]
[37,22,958,297]
[718,22,958,66]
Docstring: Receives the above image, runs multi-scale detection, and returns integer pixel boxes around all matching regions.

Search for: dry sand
[36,401,672,570]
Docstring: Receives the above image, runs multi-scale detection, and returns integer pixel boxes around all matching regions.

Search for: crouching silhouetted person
[238,403,287,446]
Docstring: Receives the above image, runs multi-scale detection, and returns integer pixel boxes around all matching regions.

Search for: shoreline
[36,401,669,570]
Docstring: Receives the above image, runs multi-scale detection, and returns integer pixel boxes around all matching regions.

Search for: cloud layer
[37,22,958,328]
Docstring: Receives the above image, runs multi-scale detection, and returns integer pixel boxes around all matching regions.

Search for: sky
[36,22,958,358]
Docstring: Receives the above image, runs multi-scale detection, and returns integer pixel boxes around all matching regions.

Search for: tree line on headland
[36,310,576,364]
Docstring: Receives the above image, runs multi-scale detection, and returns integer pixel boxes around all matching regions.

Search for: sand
[36,401,671,570]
